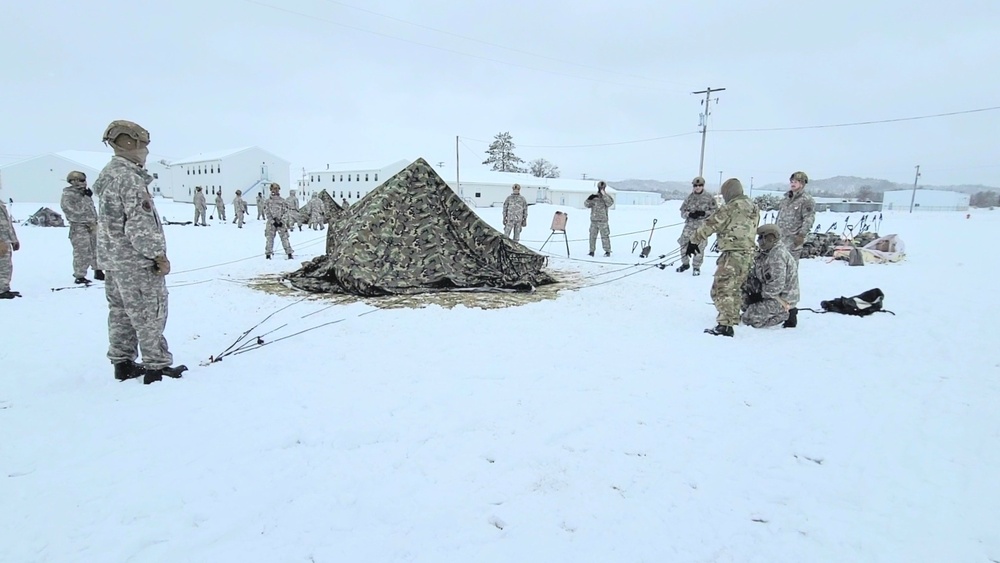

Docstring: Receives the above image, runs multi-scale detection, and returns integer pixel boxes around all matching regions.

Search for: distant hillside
[612,175,1000,200]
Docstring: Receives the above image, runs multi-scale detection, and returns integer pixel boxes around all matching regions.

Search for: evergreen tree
[482,132,526,173]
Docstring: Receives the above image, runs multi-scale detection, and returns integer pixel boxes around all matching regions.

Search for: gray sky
[2,0,998,187]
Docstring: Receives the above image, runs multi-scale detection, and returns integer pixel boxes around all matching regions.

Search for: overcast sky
[2,0,998,187]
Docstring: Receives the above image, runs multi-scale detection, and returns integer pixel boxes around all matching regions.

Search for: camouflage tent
[27,207,65,227]
[317,190,344,255]
[288,158,556,296]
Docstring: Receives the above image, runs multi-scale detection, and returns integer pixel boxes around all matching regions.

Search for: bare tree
[528,158,560,178]
[482,132,526,173]
[855,185,876,202]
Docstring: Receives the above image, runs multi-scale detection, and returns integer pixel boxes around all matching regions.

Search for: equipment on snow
[639,218,657,258]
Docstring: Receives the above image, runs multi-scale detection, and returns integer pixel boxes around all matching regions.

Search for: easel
[540,211,570,257]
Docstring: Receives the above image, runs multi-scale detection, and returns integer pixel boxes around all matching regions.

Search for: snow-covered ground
[1,197,997,562]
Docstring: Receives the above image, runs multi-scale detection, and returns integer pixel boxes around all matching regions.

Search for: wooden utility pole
[455,136,461,197]
[692,86,726,178]
[909,165,921,213]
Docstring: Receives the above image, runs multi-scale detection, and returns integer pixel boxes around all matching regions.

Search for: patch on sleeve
[805,205,814,213]
[764,273,772,281]
[142,199,152,212]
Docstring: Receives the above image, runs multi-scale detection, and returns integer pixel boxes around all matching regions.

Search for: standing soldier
[60,171,103,284]
[585,180,614,257]
[0,199,21,299]
[741,224,800,328]
[676,176,718,276]
[285,189,302,231]
[686,178,760,337]
[776,171,816,260]
[256,192,265,220]
[94,120,186,384]
[306,193,325,230]
[264,183,294,259]
[193,186,207,226]
[341,197,350,209]
[232,190,248,228]
[502,183,528,242]
[214,190,226,222]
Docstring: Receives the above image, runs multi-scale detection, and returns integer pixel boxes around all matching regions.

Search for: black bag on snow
[819,288,892,316]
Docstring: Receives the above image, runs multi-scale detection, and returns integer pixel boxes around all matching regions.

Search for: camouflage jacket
[0,203,17,244]
[232,195,247,215]
[305,198,325,218]
[692,195,759,252]
[750,242,799,304]
[285,194,300,211]
[256,194,264,207]
[60,185,97,225]
[215,194,225,209]
[93,156,166,272]
[193,192,207,210]
[680,190,718,223]
[264,194,292,226]
[776,190,816,249]
[502,193,528,224]
[584,192,614,222]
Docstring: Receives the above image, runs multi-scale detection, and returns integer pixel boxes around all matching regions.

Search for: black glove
[688,210,705,219]
[587,194,598,201]
[84,188,93,197]
[685,242,700,257]
[745,292,764,305]
[272,220,283,228]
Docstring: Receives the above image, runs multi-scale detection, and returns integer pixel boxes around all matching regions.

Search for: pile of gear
[800,231,880,259]
[26,207,66,227]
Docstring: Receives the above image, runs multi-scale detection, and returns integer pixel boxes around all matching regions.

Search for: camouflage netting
[287,158,557,296]
[27,207,66,227]
[801,231,880,259]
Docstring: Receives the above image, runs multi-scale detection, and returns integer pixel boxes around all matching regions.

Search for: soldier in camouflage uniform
[286,189,302,231]
[687,178,760,337]
[741,224,800,329]
[232,190,248,228]
[94,120,186,384]
[306,194,326,230]
[502,183,528,242]
[342,198,350,208]
[676,176,718,276]
[776,171,816,260]
[60,171,103,284]
[256,192,265,219]
[214,190,226,222]
[193,186,208,226]
[0,199,21,299]
[585,180,614,256]
[264,183,294,259]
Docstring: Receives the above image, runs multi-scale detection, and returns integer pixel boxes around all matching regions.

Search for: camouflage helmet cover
[789,171,809,184]
[102,120,150,145]
[756,223,781,239]
[270,182,281,192]
[66,170,87,182]
[692,176,706,186]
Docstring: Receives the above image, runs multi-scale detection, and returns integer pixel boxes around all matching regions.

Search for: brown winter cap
[721,178,743,202]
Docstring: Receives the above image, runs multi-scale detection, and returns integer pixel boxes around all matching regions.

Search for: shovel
[639,219,657,258]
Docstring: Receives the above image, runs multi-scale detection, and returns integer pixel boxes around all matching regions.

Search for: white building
[0,150,169,204]
[882,189,970,212]
[614,190,663,205]
[165,147,290,205]
[300,159,410,207]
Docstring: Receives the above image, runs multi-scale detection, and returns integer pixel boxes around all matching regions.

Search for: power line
[316,0,687,91]
[243,0,677,92]
[714,105,1000,133]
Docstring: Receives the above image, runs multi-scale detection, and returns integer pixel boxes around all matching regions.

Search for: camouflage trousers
[0,244,12,292]
[216,205,226,221]
[710,250,752,327]
[257,206,265,220]
[104,268,173,369]
[741,298,789,328]
[677,221,707,268]
[194,207,207,225]
[265,223,293,256]
[589,221,611,254]
[235,211,245,228]
[309,213,324,230]
[503,221,523,242]
[69,223,98,278]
